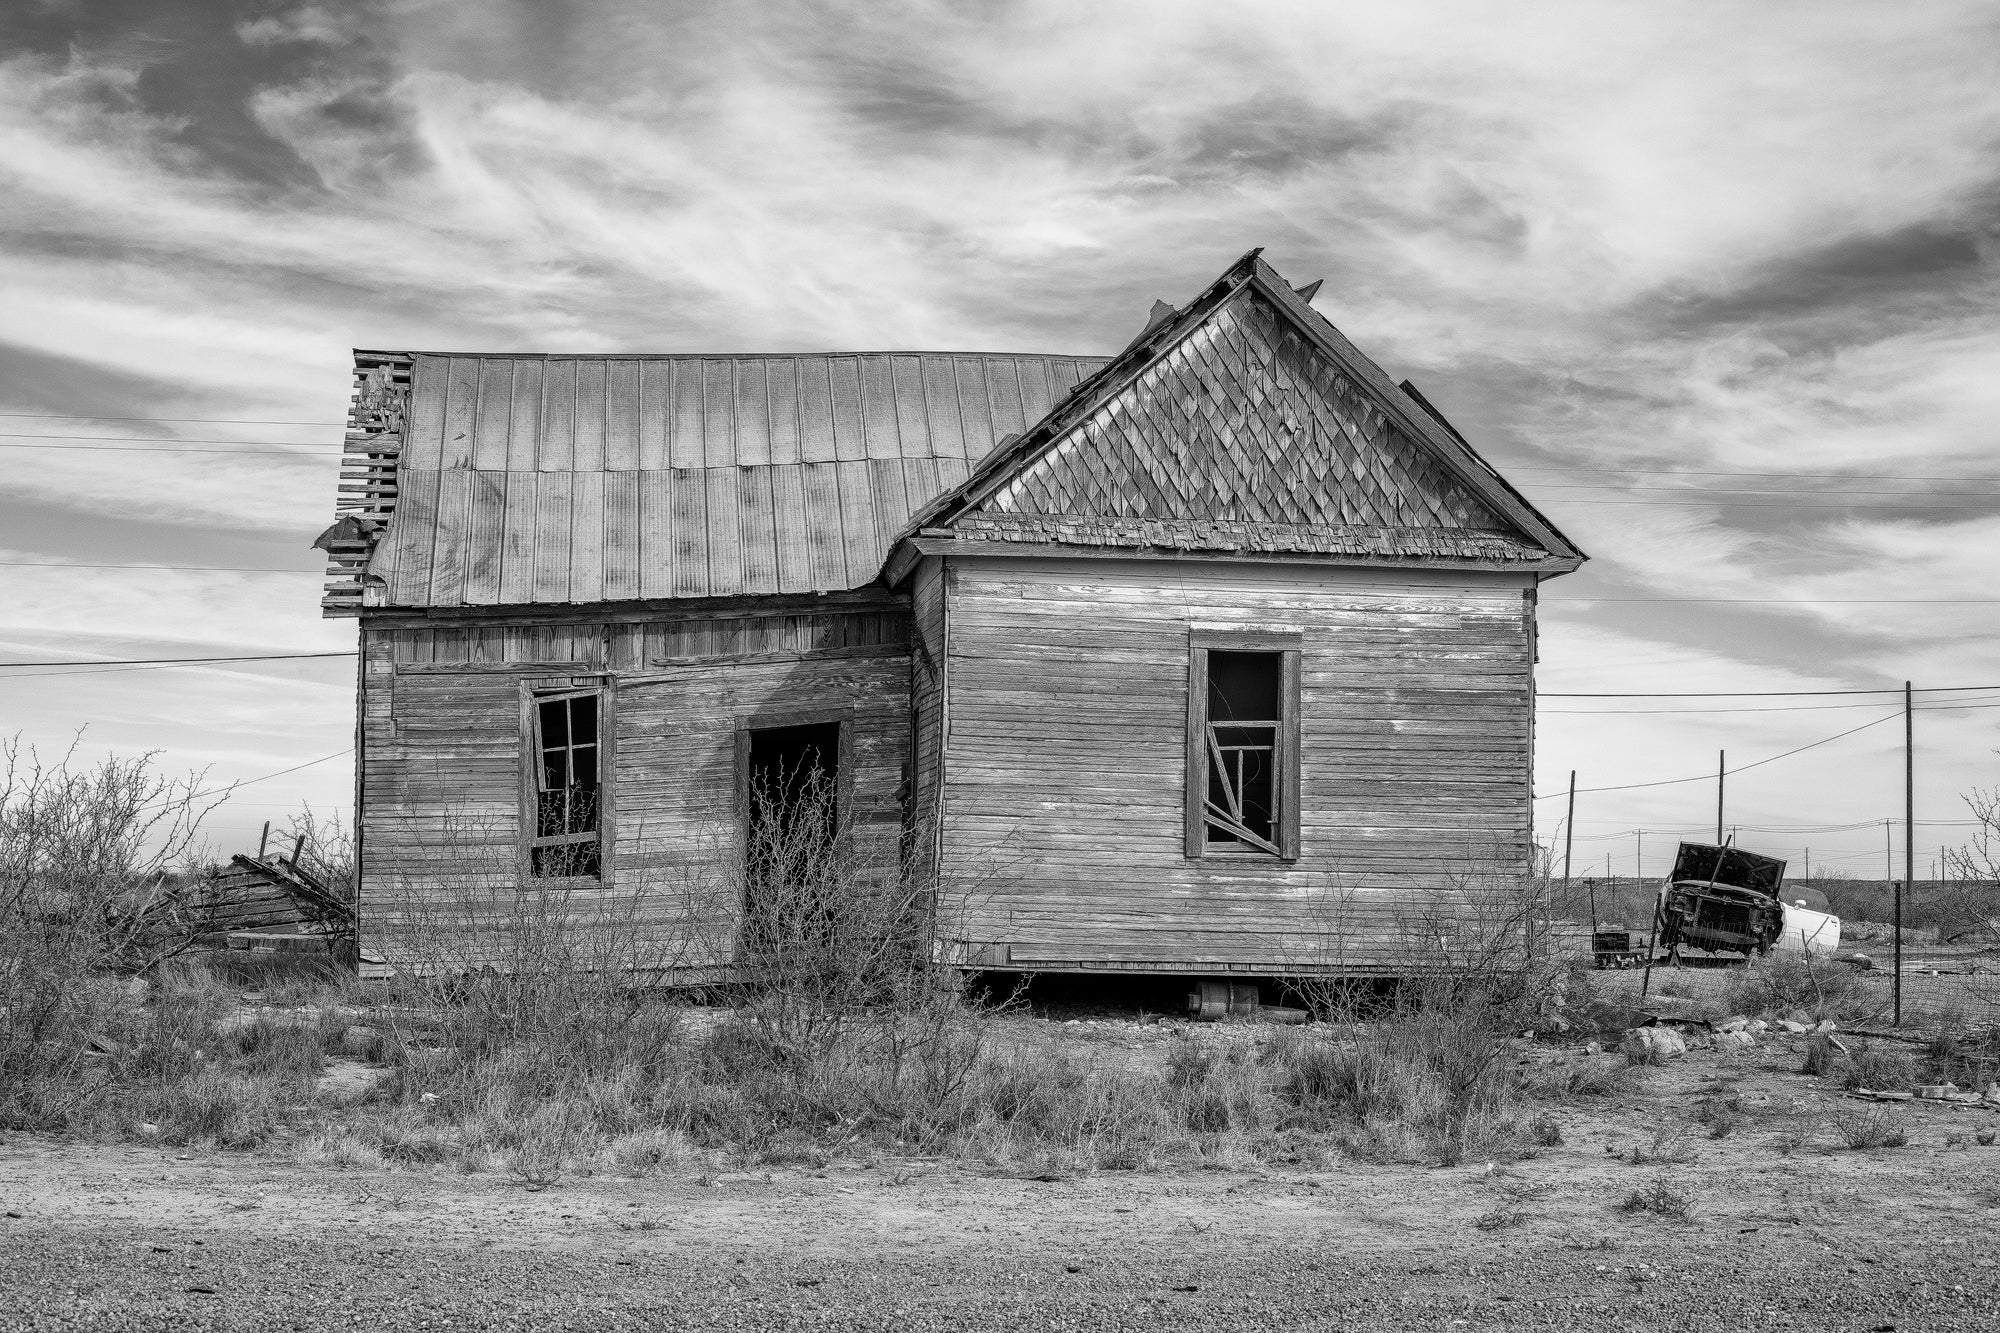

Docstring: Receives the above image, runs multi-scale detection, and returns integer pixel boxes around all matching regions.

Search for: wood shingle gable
[894,251,1584,574]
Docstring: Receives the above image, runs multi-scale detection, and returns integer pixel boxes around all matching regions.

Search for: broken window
[1187,639,1300,859]
[529,690,603,879]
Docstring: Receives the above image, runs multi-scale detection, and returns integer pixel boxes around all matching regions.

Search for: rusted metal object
[1654,842,1841,962]
[1188,980,1259,1021]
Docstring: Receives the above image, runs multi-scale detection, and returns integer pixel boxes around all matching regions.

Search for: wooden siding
[907,558,948,875]
[932,556,1537,973]
[357,602,911,970]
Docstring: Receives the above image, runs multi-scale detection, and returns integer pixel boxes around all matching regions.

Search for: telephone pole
[1898,681,1913,1026]
[1716,750,1725,843]
[1563,771,1576,883]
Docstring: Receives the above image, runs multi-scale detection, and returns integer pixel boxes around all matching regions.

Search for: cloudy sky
[2,0,1997,877]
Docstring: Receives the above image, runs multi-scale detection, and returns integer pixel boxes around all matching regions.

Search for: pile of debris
[133,827,353,953]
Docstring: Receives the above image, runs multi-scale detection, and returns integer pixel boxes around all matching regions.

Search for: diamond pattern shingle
[970,289,1537,558]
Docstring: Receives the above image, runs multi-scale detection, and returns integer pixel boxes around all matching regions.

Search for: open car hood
[1668,841,1787,897]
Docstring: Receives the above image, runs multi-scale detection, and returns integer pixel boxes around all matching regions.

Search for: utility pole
[1637,829,1644,883]
[1899,681,1913,1026]
[1564,770,1592,934]
[1804,846,1810,885]
[1563,770,1576,883]
[1716,750,1725,844]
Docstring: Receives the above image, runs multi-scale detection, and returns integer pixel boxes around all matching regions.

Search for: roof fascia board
[908,535,1582,575]
[1241,262,1586,564]
[359,585,907,627]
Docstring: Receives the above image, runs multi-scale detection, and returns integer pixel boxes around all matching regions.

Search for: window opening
[1203,651,1282,855]
[530,692,601,878]
[743,722,841,955]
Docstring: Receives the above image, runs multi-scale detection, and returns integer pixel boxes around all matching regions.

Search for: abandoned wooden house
[317,249,1584,977]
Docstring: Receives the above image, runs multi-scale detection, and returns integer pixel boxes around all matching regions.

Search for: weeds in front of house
[8,742,1618,1179]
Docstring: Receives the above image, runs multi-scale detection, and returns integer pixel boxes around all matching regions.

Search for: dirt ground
[4,1025,2000,1331]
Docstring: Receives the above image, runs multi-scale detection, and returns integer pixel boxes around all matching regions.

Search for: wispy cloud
[1,0,1996,862]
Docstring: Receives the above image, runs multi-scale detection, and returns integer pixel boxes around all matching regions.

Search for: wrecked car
[1654,841,1841,962]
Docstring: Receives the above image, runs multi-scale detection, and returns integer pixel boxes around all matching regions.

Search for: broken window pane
[529,692,602,880]
[1203,651,1281,853]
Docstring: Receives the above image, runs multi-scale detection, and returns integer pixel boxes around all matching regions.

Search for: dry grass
[1722,954,1887,1026]
[5,740,1631,1180]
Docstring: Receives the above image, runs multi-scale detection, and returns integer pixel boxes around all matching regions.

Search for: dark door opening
[743,721,842,956]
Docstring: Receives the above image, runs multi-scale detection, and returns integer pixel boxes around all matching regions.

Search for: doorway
[742,721,842,956]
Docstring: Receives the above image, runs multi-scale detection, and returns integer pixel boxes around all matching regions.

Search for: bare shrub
[1266,1002,1529,1166]
[1829,1105,1909,1150]
[1621,1125,1696,1165]
[0,736,221,1128]
[1619,1178,1692,1220]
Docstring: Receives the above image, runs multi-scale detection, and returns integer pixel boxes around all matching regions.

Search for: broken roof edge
[881,248,1588,580]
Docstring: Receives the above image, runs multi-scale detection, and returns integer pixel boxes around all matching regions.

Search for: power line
[1544,597,2000,604]
[0,413,342,426]
[0,443,338,457]
[1541,696,2000,715]
[1511,466,2000,483]
[146,749,353,812]
[1531,484,2000,498]
[1536,492,1976,504]
[1541,685,2000,698]
[0,432,341,445]
[0,651,356,668]
[1533,710,1902,799]
[0,562,321,574]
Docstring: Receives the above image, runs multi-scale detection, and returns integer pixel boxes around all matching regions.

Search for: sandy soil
[4,1030,2000,1330]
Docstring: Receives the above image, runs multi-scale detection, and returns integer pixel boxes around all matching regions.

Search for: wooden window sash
[519,683,613,884]
[1186,643,1301,862]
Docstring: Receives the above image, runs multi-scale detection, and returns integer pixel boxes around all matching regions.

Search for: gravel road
[4,1131,1998,1331]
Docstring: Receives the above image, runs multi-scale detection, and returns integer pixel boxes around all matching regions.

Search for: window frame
[1185,630,1302,862]
[518,678,615,886]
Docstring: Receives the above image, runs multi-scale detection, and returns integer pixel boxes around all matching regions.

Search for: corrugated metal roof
[365,352,1106,606]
